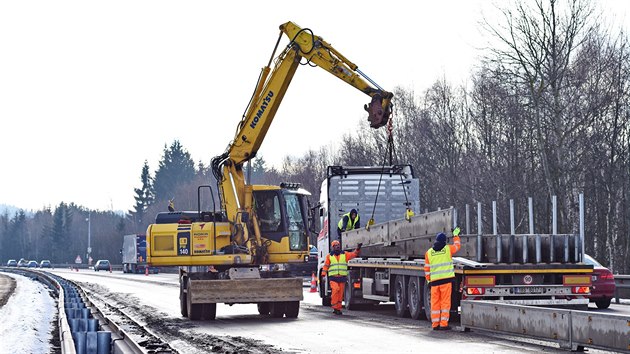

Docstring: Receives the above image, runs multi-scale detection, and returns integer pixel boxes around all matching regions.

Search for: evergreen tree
[0,212,8,260]
[153,140,196,202]
[52,202,71,262]
[129,160,154,225]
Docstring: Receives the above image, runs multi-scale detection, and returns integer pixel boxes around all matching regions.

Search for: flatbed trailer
[316,165,593,320]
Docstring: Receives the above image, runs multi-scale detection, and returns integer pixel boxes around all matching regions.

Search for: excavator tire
[201,303,217,320]
[257,302,271,315]
[186,278,203,320]
[269,302,286,318]
[284,301,300,318]
[179,278,188,318]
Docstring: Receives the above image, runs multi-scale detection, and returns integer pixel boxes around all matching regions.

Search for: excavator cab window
[253,191,283,234]
[283,192,308,252]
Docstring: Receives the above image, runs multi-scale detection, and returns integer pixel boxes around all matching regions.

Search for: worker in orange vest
[321,240,362,315]
[424,227,461,330]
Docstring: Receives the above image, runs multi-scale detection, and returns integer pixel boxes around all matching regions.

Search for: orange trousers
[330,281,346,310]
[430,282,452,328]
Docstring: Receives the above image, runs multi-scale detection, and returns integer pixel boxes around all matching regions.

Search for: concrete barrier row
[460,300,630,353]
[615,275,630,304]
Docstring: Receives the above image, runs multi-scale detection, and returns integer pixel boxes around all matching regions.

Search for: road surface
[48,268,620,353]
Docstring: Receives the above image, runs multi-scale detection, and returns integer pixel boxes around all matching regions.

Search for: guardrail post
[477,202,483,263]
[509,199,515,263]
[615,286,619,304]
[493,201,501,263]
[535,234,542,264]
[580,193,584,262]
[551,195,557,263]
[465,204,470,236]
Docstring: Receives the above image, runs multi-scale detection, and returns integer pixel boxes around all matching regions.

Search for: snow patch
[0,272,56,354]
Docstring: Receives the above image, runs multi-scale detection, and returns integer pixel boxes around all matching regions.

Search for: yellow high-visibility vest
[329,253,348,276]
[427,246,454,281]
[338,213,359,231]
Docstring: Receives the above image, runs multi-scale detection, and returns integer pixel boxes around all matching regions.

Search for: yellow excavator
[146,21,393,320]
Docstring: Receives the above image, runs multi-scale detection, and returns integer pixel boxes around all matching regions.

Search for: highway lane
[49,268,618,354]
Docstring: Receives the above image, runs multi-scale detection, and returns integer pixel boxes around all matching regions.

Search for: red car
[584,254,616,309]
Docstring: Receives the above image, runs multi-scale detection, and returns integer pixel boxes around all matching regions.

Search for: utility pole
[86,211,92,265]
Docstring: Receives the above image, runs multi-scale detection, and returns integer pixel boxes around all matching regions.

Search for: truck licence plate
[514,287,544,294]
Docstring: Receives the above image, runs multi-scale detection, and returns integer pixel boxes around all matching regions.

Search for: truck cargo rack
[344,194,586,266]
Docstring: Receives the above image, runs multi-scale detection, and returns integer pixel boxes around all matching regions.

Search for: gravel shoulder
[0,273,16,308]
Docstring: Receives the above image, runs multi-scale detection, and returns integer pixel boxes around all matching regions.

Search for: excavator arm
[227,21,393,167]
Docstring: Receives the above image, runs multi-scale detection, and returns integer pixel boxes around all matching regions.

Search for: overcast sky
[1,1,628,212]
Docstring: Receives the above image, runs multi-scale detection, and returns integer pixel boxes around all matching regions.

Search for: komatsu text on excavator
[146,21,393,320]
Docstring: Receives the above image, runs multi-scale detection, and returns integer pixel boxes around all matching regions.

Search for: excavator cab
[252,184,310,261]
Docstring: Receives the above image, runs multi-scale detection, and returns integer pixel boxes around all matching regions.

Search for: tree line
[1,0,628,273]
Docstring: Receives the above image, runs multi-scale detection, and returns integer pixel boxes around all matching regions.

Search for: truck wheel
[394,275,409,318]
[423,280,432,321]
[320,278,331,307]
[344,279,356,310]
[450,279,461,322]
[179,279,188,317]
[595,298,611,309]
[407,276,424,320]
[202,303,217,320]
[257,302,270,315]
[186,279,202,320]
[269,302,286,318]
[284,301,300,318]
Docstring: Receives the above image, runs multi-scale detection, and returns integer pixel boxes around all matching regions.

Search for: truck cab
[316,165,420,304]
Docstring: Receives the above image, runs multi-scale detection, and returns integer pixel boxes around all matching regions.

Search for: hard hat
[331,240,340,247]
[436,232,447,243]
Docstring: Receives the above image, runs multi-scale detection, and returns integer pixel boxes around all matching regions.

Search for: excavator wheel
[186,278,203,320]
[269,302,286,318]
[257,302,271,316]
[284,301,300,318]
[179,278,188,318]
[201,303,217,320]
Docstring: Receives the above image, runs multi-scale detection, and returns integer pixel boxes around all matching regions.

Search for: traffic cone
[145,266,149,276]
[310,272,317,293]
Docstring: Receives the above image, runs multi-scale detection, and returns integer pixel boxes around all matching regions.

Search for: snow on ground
[0,272,56,354]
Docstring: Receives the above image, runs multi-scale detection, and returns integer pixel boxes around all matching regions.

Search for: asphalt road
[48,268,621,354]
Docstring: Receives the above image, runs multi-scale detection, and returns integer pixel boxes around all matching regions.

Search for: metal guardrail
[0,268,77,353]
[460,300,630,353]
[615,275,630,304]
